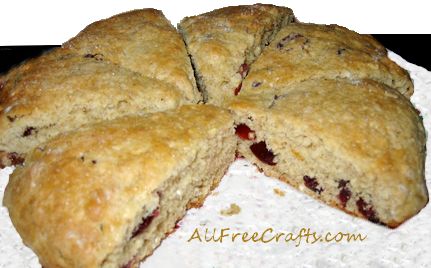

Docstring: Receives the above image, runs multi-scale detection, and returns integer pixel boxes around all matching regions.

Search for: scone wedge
[64,9,201,103]
[0,49,185,166]
[179,4,295,105]
[240,23,414,98]
[3,105,236,268]
[230,79,428,227]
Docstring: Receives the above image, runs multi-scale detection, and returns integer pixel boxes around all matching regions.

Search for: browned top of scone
[64,8,200,103]
[230,78,427,226]
[240,23,414,98]
[179,4,295,104]
[184,3,292,21]
[3,104,233,268]
[0,48,185,155]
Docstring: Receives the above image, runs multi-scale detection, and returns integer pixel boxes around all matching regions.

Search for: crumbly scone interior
[231,80,428,227]
[236,119,382,224]
[236,116,414,227]
[102,129,236,268]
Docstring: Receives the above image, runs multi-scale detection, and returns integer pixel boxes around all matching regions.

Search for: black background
[373,35,430,70]
[0,35,429,74]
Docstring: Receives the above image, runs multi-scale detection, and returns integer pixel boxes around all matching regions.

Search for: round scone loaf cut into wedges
[0,49,187,167]
[179,4,295,105]
[64,9,201,103]
[229,79,428,227]
[3,104,236,268]
[239,23,414,98]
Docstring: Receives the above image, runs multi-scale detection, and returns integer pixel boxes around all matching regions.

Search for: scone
[64,9,201,103]
[3,104,236,268]
[179,4,295,104]
[0,49,185,166]
[239,23,414,98]
[229,79,427,227]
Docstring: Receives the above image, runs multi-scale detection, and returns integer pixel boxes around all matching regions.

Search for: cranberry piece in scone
[303,175,323,194]
[234,82,242,95]
[250,141,276,165]
[337,179,352,207]
[235,124,255,141]
[22,127,37,137]
[276,33,304,49]
[356,198,380,223]
[131,208,160,238]
[238,63,249,78]
[8,152,24,166]
[252,81,262,87]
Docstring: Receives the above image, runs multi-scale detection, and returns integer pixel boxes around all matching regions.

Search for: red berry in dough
[250,141,276,165]
[235,124,255,140]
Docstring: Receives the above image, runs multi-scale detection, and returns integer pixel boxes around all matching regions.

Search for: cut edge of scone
[178,4,296,104]
[104,142,234,268]
[3,104,237,268]
[104,139,234,267]
[229,79,428,228]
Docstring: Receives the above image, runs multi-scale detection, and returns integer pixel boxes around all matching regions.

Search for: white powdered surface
[1,52,430,268]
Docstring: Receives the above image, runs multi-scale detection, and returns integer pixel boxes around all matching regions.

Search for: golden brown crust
[64,9,200,102]
[179,4,295,104]
[3,105,234,268]
[0,48,185,158]
[230,78,428,226]
[240,23,414,98]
